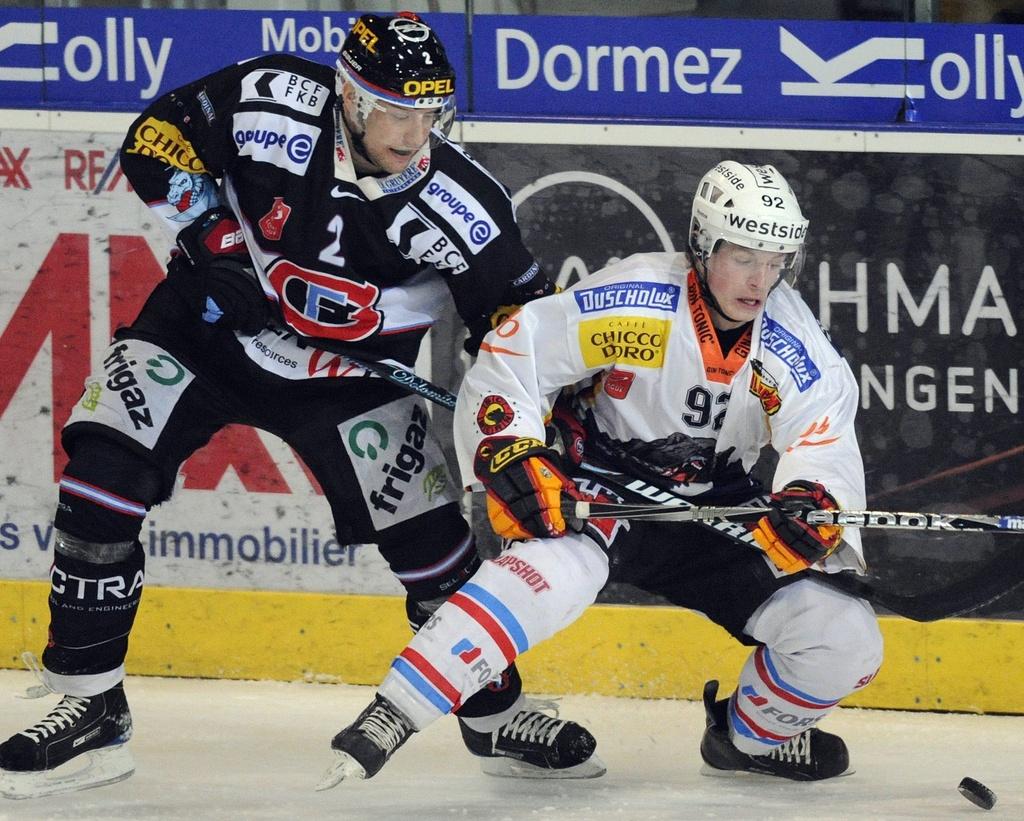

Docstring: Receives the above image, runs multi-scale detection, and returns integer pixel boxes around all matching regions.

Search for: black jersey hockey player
[0,12,602,801]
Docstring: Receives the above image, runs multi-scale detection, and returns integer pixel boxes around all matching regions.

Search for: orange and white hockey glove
[473,437,585,541]
[751,481,844,574]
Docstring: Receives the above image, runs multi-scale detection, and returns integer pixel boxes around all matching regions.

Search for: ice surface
[1,669,1020,820]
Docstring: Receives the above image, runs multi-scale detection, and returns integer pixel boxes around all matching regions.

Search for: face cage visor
[690,213,808,289]
[700,241,807,291]
[336,60,456,147]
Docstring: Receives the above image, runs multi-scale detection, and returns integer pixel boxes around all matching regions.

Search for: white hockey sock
[380,534,608,731]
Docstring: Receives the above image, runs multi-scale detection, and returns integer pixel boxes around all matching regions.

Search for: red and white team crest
[267,260,383,341]
[476,395,514,435]
[258,197,292,241]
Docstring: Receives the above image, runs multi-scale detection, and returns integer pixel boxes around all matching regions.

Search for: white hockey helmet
[689,161,809,285]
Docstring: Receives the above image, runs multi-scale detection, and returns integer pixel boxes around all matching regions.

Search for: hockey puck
[958,777,997,811]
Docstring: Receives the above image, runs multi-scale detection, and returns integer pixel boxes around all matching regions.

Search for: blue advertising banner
[0,9,466,111]
[473,16,1024,126]
[1,10,1023,125]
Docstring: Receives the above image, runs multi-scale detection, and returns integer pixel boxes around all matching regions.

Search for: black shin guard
[42,541,146,676]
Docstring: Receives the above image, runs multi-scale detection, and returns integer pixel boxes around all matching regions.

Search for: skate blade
[480,753,607,780]
[315,751,367,791]
[699,762,856,781]
[1,743,134,800]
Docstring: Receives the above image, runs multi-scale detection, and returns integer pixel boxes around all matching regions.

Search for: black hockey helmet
[336,12,456,135]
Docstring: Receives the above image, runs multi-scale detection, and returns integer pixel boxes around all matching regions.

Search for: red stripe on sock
[732,699,790,743]
[448,592,517,665]
[753,647,838,711]
[400,647,462,712]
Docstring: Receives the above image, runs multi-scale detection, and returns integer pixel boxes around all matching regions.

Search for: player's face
[706,242,787,328]
[359,101,438,175]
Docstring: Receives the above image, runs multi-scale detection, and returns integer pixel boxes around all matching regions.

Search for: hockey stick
[343,355,457,410]
[335,362,1024,621]
[340,359,1024,533]
[569,501,767,524]
[566,464,1024,623]
[568,500,1024,534]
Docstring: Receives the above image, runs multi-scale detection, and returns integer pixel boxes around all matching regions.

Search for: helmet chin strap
[695,262,744,326]
[338,102,379,172]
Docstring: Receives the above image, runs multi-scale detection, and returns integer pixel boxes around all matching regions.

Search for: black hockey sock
[42,542,146,676]
[456,662,523,719]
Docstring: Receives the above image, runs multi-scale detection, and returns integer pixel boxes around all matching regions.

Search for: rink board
[2,118,1022,717]
[2,579,1022,715]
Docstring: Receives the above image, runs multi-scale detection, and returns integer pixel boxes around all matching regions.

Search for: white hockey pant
[379,532,610,731]
[728,576,884,755]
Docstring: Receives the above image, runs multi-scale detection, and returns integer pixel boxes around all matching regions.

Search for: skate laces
[766,731,812,765]
[18,694,91,742]
[500,700,566,746]
[359,703,411,753]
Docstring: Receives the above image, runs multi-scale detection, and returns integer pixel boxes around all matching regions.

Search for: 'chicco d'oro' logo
[579,316,669,369]
[126,117,207,173]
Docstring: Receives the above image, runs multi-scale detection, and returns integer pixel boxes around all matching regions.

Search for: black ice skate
[316,694,415,790]
[0,682,134,800]
[699,680,850,781]
[459,699,606,779]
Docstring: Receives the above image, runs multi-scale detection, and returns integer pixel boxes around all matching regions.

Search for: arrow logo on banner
[0,21,59,81]
[779,26,925,98]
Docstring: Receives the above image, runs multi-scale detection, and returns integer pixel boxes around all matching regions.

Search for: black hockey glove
[546,395,587,468]
[751,481,844,574]
[473,437,586,541]
[463,263,556,355]
[171,207,269,335]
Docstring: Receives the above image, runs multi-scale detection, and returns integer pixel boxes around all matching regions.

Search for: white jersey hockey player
[317,161,884,788]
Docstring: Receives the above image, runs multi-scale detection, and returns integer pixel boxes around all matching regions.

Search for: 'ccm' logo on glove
[473,437,585,541]
[751,480,843,574]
